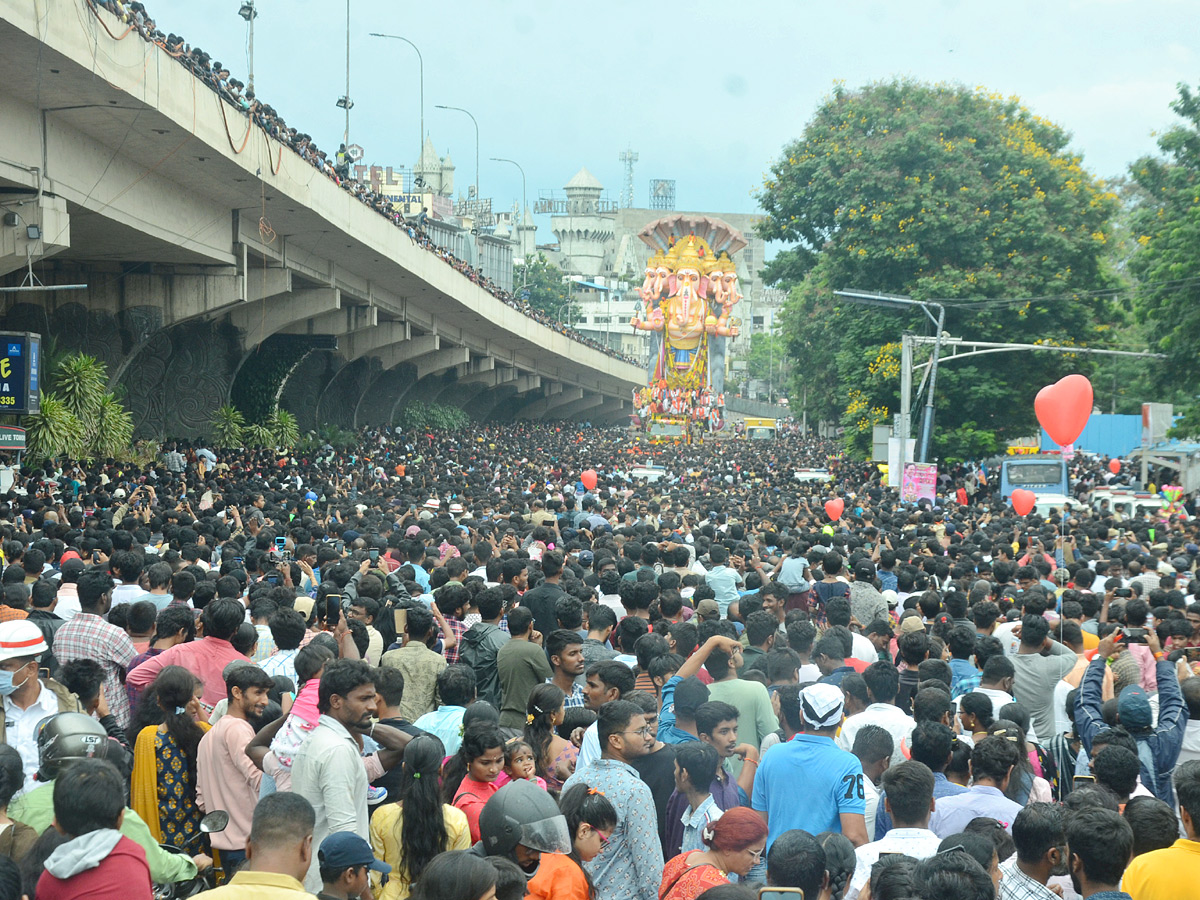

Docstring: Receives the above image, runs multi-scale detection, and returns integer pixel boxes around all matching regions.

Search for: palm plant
[210,405,245,448]
[268,408,299,447]
[24,393,80,462]
[89,394,134,460]
[53,354,108,420]
[243,422,276,449]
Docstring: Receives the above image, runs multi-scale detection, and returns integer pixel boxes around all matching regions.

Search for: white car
[794,468,832,484]
[630,465,667,483]
[1031,493,1073,518]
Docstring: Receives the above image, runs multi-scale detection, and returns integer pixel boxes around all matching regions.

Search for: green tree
[1128,81,1200,433]
[758,80,1121,457]
[513,252,579,322]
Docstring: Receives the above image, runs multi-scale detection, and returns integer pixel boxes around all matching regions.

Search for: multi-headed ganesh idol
[630,215,746,430]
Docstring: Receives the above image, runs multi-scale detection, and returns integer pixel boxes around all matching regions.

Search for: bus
[743,417,778,440]
[999,455,1069,501]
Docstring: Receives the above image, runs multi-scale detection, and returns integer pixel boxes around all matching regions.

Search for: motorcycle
[152,810,229,900]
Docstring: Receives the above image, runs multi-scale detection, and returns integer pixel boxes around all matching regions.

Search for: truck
[743,417,778,440]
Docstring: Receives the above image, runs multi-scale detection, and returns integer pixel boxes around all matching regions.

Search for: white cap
[799,683,845,729]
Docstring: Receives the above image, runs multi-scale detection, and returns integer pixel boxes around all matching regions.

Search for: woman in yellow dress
[130,666,209,847]
[370,734,472,900]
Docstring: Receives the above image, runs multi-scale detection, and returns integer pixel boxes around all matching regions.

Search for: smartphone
[369,548,380,563]
[1114,588,1133,598]
[275,537,287,553]
[92,550,100,563]
[265,572,280,586]
[326,593,342,625]
[759,890,805,900]
[393,608,408,635]
[1073,775,1096,785]
[335,540,345,554]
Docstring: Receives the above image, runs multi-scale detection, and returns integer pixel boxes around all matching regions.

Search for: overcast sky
[151,0,1196,243]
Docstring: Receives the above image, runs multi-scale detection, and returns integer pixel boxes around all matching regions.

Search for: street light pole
[333,2,355,146]
[238,2,257,94]
[490,156,526,285]
[368,33,423,167]
[835,289,945,464]
[343,0,351,145]
[436,104,479,204]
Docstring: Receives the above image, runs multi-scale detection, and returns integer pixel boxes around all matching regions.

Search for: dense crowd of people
[87,0,639,367]
[0,422,1195,900]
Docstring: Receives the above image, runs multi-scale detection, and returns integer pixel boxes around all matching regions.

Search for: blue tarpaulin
[1041,414,1145,458]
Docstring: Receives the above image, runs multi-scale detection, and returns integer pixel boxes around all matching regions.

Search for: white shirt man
[838,702,916,768]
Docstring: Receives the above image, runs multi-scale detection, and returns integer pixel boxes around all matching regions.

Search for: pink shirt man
[196,714,260,852]
[126,637,248,709]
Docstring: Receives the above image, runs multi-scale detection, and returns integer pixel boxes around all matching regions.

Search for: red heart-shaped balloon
[1035,374,1093,447]
[1011,489,1036,517]
[1109,459,1121,475]
[825,498,844,521]
[581,469,598,491]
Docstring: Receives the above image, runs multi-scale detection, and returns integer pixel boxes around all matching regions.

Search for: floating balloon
[1109,459,1121,475]
[825,498,844,521]
[1035,374,1094,447]
[1011,489,1036,517]
[581,469,598,491]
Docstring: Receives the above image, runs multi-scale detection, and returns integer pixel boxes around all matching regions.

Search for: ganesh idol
[631,236,715,381]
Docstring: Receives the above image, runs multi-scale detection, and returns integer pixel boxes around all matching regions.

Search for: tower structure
[551,167,615,277]
[619,147,638,209]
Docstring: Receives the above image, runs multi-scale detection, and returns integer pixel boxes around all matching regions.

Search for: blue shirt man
[752,683,868,849]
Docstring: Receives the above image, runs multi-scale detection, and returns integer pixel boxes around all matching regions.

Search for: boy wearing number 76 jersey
[750,683,869,849]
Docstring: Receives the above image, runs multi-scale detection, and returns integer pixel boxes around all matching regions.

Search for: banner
[901,462,938,504]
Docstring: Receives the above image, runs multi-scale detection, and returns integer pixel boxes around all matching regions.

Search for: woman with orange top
[658,808,768,900]
[527,783,618,900]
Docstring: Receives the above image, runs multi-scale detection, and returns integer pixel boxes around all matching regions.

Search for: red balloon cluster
[1035,374,1093,447]
[581,469,597,491]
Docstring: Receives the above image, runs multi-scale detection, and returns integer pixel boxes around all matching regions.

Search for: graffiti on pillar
[118,320,240,439]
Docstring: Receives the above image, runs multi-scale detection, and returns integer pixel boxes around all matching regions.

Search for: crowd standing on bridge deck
[0,423,1199,899]
[86,0,639,368]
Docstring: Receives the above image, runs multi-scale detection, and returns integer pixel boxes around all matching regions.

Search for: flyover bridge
[0,0,641,437]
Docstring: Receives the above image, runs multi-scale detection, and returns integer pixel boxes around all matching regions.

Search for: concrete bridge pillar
[517,385,584,420]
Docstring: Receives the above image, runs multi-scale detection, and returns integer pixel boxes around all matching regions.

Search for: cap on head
[318,831,391,874]
[1118,684,1153,731]
[799,683,844,729]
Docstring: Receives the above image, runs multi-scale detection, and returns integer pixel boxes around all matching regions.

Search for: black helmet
[36,713,109,782]
[478,780,571,858]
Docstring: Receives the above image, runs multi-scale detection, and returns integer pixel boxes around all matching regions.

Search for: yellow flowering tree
[758,79,1121,457]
